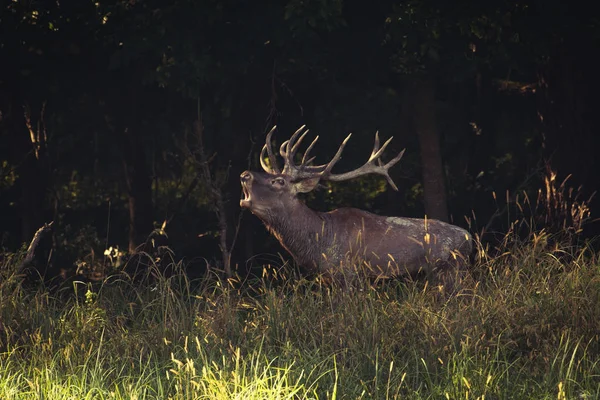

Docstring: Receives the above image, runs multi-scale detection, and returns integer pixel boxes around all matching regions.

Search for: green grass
[2,232,600,399]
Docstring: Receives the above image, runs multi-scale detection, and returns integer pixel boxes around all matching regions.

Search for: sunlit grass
[2,230,600,399]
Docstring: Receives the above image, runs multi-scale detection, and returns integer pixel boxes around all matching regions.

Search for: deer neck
[262,201,329,270]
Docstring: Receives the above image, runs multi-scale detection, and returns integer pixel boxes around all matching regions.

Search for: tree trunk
[20,221,54,282]
[20,153,46,244]
[113,73,155,254]
[123,127,154,253]
[20,103,50,244]
[412,77,449,222]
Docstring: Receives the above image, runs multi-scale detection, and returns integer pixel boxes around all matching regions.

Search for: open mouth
[240,183,251,208]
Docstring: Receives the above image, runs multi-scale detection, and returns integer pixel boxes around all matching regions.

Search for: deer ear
[293,177,320,193]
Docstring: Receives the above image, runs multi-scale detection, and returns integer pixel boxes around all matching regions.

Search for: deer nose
[240,171,253,183]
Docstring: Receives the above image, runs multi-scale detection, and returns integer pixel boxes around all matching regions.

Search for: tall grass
[2,229,600,399]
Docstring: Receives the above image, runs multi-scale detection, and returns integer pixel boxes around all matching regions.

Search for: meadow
[1,225,600,399]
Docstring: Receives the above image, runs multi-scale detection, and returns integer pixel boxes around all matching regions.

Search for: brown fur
[241,171,472,281]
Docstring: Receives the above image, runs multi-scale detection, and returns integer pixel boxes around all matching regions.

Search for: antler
[322,132,405,191]
[260,125,326,178]
[259,126,405,190]
[260,126,281,174]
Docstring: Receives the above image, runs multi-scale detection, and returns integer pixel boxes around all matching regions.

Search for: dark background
[1,0,598,275]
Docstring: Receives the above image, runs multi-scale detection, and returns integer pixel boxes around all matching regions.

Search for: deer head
[240,125,405,217]
[240,126,471,281]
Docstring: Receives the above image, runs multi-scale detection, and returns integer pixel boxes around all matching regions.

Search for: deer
[240,125,473,285]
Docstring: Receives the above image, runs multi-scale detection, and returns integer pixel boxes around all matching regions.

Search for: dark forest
[3,1,600,397]
[3,0,598,279]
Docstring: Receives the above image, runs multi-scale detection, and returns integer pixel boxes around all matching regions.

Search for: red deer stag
[240,126,472,283]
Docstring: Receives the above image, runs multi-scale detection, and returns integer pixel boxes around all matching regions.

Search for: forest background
[1,0,599,278]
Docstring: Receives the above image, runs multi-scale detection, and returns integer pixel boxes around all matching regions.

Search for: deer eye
[272,177,286,186]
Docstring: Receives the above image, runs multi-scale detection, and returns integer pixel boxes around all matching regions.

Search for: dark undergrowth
[1,226,600,399]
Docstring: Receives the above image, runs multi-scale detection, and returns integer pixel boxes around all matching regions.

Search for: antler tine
[372,131,384,166]
[373,131,380,152]
[301,135,319,166]
[380,148,405,190]
[260,126,281,174]
[280,126,305,156]
[369,134,393,163]
[294,135,333,174]
[303,156,317,165]
[279,140,290,158]
[385,148,405,169]
[323,132,405,191]
[260,146,271,172]
[290,130,309,155]
[282,125,307,174]
[280,126,306,155]
[320,133,353,177]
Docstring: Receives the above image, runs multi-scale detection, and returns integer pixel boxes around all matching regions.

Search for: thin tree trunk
[21,103,49,244]
[192,115,243,277]
[123,127,154,253]
[20,155,46,243]
[412,77,449,222]
[20,221,54,281]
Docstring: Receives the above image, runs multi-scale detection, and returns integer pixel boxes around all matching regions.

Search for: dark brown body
[241,126,472,281]
[304,208,471,277]
[241,170,472,280]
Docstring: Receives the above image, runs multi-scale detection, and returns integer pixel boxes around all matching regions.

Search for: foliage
[2,228,600,398]
[1,2,599,397]
[1,0,599,264]
[0,161,18,191]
